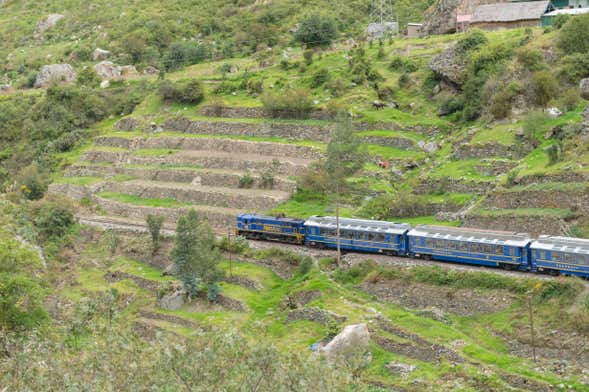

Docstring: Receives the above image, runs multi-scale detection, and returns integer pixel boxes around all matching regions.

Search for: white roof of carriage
[531,235,589,254]
[305,216,411,235]
[408,225,532,247]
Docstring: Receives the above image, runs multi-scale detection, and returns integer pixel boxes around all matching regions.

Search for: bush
[76,67,101,88]
[439,96,465,116]
[146,214,165,253]
[261,88,314,118]
[456,29,488,53]
[557,13,589,55]
[559,87,580,112]
[303,50,314,65]
[297,257,313,276]
[560,53,589,83]
[553,14,571,29]
[31,200,76,240]
[158,80,204,104]
[162,42,208,71]
[310,68,330,88]
[545,144,561,166]
[238,172,254,188]
[295,15,337,48]
[18,165,47,201]
[217,235,249,254]
[326,77,347,97]
[523,111,548,141]
[531,70,558,107]
[389,56,418,72]
[516,47,546,72]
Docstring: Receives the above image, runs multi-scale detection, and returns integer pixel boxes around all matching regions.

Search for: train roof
[237,213,305,224]
[531,235,589,254]
[304,216,411,235]
[408,225,532,247]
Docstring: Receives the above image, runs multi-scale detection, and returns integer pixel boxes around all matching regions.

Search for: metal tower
[368,0,398,38]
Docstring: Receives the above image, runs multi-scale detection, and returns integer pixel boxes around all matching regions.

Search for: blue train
[236,213,589,278]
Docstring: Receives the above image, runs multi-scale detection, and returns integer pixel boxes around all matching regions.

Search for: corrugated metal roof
[305,216,411,235]
[471,0,552,23]
[408,225,532,247]
[544,7,589,16]
[531,235,589,254]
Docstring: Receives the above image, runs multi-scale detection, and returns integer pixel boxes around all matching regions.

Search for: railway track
[79,214,579,282]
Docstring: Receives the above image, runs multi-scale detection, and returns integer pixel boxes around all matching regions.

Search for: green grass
[472,207,575,219]
[53,176,104,186]
[365,144,426,160]
[356,129,426,143]
[132,149,180,157]
[97,192,189,208]
[469,124,516,146]
[429,159,497,181]
[112,258,175,283]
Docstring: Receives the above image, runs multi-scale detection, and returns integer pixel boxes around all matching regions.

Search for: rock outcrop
[422,0,462,35]
[92,48,111,61]
[158,291,185,310]
[321,323,370,360]
[34,64,76,87]
[94,61,138,80]
[35,14,65,35]
[429,46,468,87]
[580,78,589,101]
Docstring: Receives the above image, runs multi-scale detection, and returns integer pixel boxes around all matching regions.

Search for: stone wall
[94,136,324,160]
[473,160,517,177]
[66,165,296,193]
[413,178,494,195]
[361,136,416,150]
[485,188,589,213]
[462,214,567,237]
[198,105,333,121]
[515,172,589,186]
[101,181,288,210]
[451,143,533,160]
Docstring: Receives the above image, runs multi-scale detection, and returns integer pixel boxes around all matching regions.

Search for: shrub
[146,214,165,253]
[31,200,76,240]
[311,68,330,87]
[297,257,313,276]
[553,14,571,29]
[18,165,47,201]
[261,88,314,118]
[326,77,347,97]
[389,56,418,72]
[333,260,377,284]
[557,13,589,55]
[516,47,546,71]
[162,42,208,71]
[217,235,249,254]
[545,144,561,166]
[303,50,314,65]
[456,29,488,53]
[398,73,410,88]
[439,96,464,116]
[49,130,87,153]
[295,15,337,48]
[76,67,101,88]
[238,172,254,188]
[158,80,204,104]
[523,111,548,141]
[559,53,589,83]
[559,87,580,112]
[531,71,558,107]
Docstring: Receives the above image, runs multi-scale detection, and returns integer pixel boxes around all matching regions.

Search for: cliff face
[422,0,507,35]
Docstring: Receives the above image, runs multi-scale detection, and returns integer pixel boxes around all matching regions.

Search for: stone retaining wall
[485,188,589,213]
[361,136,416,150]
[515,172,589,186]
[82,150,308,176]
[66,165,296,193]
[451,143,533,160]
[473,160,517,177]
[413,178,495,195]
[101,181,288,210]
[162,116,333,142]
[94,136,323,160]
[198,105,333,121]
[462,214,567,237]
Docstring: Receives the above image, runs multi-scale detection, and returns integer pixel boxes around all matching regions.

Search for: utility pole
[336,182,341,266]
[527,292,537,362]
[369,0,399,38]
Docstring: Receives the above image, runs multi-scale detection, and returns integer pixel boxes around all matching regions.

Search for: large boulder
[34,64,76,87]
[158,291,185,311]
[35,14,65,35]
[321,323,370,361]
[422,0,462,35]
[94,61,121,80]
[580,78,589,101]
[429,46,468,87]
[92,48,111,61]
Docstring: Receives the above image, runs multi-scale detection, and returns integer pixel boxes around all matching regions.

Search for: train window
[553,252,562,262]
[540,250,547,259]
[496,245,504,255]
[471,243,479,253]
[346,231,355,239]
[483,245,491,254]
[565,253,575,263]
[425,238,433,248]
[319,228,327,236]
[367,232,375,241]
[435,239,444,248]
[460,242,468,251]
[377,234,386,242]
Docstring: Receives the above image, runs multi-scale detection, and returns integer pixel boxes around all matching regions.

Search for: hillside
[2,1,589,390]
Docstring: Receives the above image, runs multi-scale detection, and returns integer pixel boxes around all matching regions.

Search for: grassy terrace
[472,207,575,219]
[97,192,190,208]
[427,159,498,181]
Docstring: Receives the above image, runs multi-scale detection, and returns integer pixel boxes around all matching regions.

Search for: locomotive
[236,213,589,278]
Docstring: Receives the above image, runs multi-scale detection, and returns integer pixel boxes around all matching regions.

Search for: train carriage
[530,236,589,278]
[303,216,411,256]
[408,225,533,270]
[236,213,306,244]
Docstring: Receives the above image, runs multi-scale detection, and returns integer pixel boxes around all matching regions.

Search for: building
[542,7,589,25]
[406,23,424,38]
[470,0,554,30]
[551,0,588,8]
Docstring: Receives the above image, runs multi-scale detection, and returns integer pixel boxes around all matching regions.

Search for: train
[236,213,589,278]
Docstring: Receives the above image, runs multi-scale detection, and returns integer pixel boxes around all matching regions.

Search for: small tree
[557,13,589,55]
[531,71,558,107]
[325,112,365,265]
[172,210,224,300]
[76,67,101,88]
[295,15,337,48]
[146,214,165,254]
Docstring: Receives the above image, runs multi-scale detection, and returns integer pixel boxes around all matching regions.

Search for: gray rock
[386,362,417,376]
[429,46,468,87]
[34,64,76,87]
[92,48,111,61]
[94,61,121,80]
[0,83,11,92]
[546,107,562,119]
[143,66,159,75]
[158,291,185,310]
[100,80,110,89]
[35,14,65,35]
[580,78,589,101]
[321,323,370,360]
[422,141,439,153]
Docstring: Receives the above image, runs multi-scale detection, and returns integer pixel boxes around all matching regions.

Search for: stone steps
[65,164,297,193]
[94,135,323,160]
[100,180,290,210]
[82,149,310,176]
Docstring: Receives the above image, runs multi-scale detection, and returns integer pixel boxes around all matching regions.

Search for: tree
[325,112,365,265]
[172,210,224,300]
[295,15,337,48]
[531,71,558,107]
[146,214,165,254]
[557,13,589,55]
